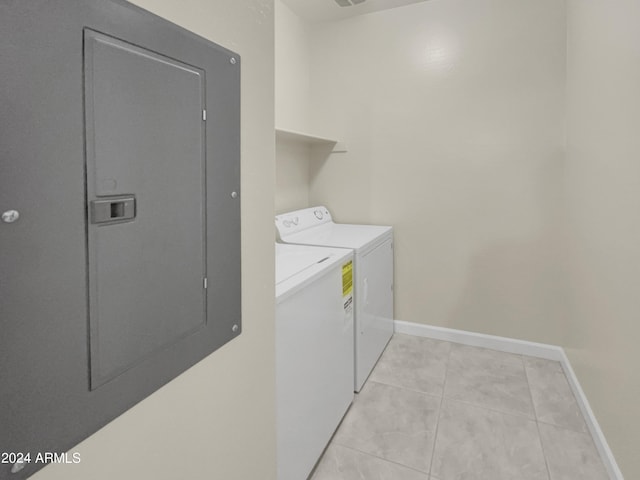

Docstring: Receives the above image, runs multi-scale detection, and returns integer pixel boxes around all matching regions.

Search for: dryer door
[355,236,394,391]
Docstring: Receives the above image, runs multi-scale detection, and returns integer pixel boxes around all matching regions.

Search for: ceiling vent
[334,0,367,6]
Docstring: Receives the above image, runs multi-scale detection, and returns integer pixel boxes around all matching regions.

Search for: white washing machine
[275,207,394,392]
[275,243,354,480]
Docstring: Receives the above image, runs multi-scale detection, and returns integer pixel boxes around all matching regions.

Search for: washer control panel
[275,206,332,238]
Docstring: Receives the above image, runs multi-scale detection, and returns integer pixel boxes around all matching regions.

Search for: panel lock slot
[91,196,136,224]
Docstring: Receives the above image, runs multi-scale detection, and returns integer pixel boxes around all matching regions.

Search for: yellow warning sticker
[342,260,353,297]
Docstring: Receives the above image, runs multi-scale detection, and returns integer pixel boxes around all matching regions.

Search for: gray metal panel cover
[85,30,207,387]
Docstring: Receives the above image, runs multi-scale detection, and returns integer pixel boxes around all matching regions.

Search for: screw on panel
[229,57,237,65]
[231,191,238,199]
[2,210,20,223]
[232,324,239,333]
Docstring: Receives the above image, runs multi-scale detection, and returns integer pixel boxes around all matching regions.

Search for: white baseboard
[556,349,625,480]
[393,320,624,480]
[393,320,565,361]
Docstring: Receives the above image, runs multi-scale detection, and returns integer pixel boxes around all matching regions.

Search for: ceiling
[281,0,430,23]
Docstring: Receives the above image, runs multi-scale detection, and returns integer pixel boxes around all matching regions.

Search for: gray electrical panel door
[85,30,207,388]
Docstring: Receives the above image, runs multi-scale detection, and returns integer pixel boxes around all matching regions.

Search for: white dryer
[275,207,394,392]
[275,243,354,480]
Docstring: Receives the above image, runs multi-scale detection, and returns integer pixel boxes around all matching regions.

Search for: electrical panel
[0,1,241,478]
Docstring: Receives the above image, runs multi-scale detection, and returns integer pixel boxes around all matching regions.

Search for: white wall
[275,0,314,213]
[275,0,310,131]
[565,1,640,477]
[275,139,311,213]
[33,1,277,479]
[309,0,568,343]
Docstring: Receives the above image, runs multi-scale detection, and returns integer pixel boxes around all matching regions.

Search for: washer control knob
[282,217,299,228]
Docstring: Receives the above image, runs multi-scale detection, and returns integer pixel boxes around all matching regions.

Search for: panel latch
[90,195,136,224]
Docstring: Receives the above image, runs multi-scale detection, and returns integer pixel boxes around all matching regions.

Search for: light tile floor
[311,334,610,480]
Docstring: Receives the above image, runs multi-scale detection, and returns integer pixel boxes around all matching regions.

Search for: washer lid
[275,243,352,302]
[282,222,391,252]
[276,206,392,252]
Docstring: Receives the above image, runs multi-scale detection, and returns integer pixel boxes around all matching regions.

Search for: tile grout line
[426,382,445,478]
[536,418,590,436]
[439,395,535,422]
[371,379,444,396]
[523,358,590,435]
[330,441,431,476]
[522,354,553,480]
[557,351,623,480]
[427,342,453,478]
[366,379,443,400]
